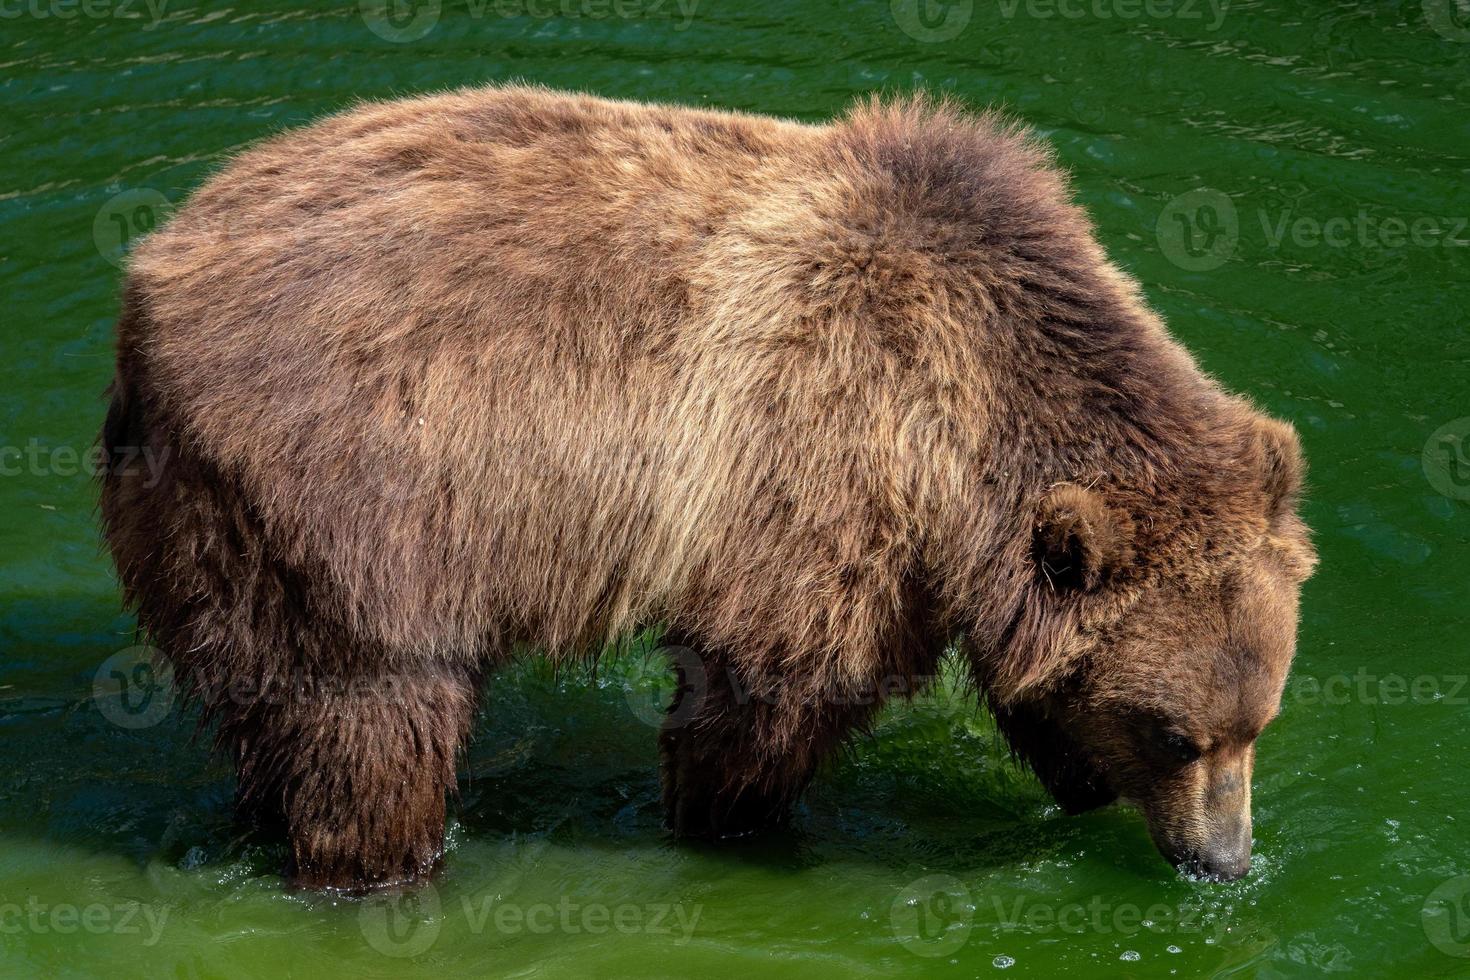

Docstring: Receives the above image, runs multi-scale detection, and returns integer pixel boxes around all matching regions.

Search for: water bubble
[1121,950,1141,962]
[993,955,1015,969]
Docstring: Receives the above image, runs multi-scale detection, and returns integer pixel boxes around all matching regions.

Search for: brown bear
[99,85,1316,891]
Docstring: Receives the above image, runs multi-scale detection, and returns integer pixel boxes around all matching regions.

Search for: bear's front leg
[224,662,480,891]
[658,650,882,840]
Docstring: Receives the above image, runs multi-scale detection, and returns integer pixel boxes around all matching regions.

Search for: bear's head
[984,413,1317,882]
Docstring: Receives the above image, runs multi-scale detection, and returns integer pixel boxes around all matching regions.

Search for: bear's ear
[1032,484,1133,593]
[1252,416,1305,524]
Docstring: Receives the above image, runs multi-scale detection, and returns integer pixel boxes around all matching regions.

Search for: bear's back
[112,85,1179,669]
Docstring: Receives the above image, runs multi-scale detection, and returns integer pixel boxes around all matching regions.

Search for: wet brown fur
[99,85,1316,889]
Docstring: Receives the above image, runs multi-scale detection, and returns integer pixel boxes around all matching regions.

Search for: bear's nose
[1178,847,1251,883]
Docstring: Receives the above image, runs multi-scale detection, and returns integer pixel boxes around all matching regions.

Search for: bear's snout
[1144,746,1256,883]
[1153,818,1252,882]
[1173,835,1252,883]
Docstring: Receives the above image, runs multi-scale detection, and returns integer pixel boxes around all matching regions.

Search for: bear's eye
[1159,732,1202,763]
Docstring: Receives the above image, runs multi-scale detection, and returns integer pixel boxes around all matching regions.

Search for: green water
[3,1,1468,976]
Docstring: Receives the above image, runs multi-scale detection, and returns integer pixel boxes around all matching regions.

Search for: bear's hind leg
[102,425,481,890]
[225,662,480,891]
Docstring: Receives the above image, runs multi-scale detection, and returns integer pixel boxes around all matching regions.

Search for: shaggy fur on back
[100,85,1313,890]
